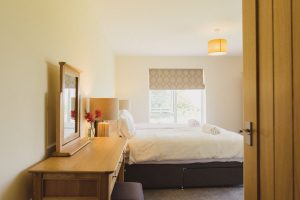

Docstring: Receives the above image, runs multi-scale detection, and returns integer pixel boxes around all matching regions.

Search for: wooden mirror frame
[54,62,90,156]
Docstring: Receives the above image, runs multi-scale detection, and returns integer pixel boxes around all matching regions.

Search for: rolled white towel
[201,123,221,135]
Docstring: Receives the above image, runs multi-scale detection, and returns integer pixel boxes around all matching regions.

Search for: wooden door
[293,0,300,199]
[258,0,294,199]
[257,0,275,199]
[242,0,258,199]
[273,0,294,199]
[243,0,298,199]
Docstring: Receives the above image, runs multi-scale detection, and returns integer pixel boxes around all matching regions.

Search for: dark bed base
[125,162,243,189]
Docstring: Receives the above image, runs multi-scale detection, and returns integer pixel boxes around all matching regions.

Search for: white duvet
[128,126,243,164]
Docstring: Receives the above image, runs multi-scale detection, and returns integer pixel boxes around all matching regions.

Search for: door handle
[239,128,251,133]
[240,121,253,146]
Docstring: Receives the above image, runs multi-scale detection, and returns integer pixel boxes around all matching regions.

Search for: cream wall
[0,1,115,199]
[116,56,243,132]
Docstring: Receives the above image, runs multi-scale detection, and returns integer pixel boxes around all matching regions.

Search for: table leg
[32,173,43,200]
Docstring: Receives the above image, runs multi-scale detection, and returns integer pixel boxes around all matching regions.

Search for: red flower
[71,110,76,119]
[95,110,102,118]
[85,112,94,123]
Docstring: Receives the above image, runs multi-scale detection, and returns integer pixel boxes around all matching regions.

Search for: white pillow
[201,123,221,135]
[119,110,136,138]
[188,119,201,127]
[120,110,135,126]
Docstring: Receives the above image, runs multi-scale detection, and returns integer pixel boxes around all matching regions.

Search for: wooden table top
[29,137,127,174]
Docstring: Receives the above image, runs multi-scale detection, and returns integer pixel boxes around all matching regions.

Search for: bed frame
[125,161,243,189]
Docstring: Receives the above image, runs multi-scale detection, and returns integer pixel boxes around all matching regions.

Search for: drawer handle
[113,175,117,178]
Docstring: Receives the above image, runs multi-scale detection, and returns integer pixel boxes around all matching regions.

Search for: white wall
[0,1,115,199]
[116,56,243,132]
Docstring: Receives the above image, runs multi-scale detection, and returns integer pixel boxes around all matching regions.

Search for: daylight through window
[150,90,205,124]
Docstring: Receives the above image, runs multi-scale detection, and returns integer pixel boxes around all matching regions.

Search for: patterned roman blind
[149,69,205,90]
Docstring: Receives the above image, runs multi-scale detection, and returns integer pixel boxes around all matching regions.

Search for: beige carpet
[144,187,243,200]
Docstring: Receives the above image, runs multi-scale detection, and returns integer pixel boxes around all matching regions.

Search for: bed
[123,123,244,189]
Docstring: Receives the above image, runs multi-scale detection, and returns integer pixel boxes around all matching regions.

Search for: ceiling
[98,0,242,56]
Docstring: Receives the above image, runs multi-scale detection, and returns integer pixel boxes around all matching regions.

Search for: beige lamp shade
[89,98,119,120]
[208,39,227,55]
[119,99,131,110]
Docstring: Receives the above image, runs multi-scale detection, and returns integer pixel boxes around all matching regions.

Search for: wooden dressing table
[29,137,127,200]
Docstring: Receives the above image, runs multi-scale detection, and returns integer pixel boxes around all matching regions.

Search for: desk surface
[29,137,127,174]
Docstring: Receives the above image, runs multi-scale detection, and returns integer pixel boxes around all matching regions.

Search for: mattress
[133,157,244,164]
[128,125,243,164]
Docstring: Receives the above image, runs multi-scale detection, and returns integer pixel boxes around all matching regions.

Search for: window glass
[176,90,203,124]
[150,90,175,123]
[150,90,205,124]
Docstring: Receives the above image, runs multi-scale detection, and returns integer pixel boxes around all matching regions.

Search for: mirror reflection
[63,74,77,139]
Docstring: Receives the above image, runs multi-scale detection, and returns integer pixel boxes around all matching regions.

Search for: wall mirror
[54,62,90,156]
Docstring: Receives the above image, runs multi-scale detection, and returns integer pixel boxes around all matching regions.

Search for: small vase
[88,127,95,139]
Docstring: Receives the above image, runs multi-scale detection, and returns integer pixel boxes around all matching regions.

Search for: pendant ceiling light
[208,38,228,56]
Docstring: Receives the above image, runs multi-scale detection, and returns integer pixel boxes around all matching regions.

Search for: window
[149,68,206,124]
[150,90,205,124]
